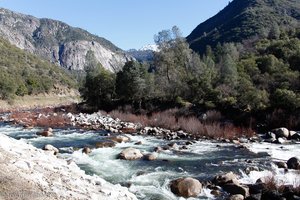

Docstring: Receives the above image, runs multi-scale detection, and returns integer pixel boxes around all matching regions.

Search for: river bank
[0,132,137,200]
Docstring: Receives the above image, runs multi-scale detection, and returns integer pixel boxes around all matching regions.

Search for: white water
[1,123,299,199]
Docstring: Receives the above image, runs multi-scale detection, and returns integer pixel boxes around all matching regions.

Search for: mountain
[187,0,300,53]
[0,36,76,100]
[0,8,133,72]
[139,44,159,52]
[127,44,158,62]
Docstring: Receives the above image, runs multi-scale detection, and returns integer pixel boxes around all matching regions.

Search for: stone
[229,194,244,200]
[245,166,259,175]
[287,157,300,170]
[213,172,239,186]
[273,128,289,138]
[118,148,143,160]
[95,141,116,148]
[223,183,250,197]
[47,127,53,132]
[211,189,221,196]
[265,132,277,140]
[289,131,297,138]
[291,133,300,141]
[37,130,53,137]
[144,153,158,161]
[82,147,92,154]
[275,161,288,169]
[109,136,130,143]
[134,141,142,145]
[43,144,59,155]
[170,177,202,198]
[168,142,178,148]
[154,146,163,152]
[261,190,282,200]
[276,137,287,144]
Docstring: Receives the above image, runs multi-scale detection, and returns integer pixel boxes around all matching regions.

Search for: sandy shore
[0,133,137,200]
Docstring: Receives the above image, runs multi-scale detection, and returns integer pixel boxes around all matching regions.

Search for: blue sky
[0,0,229,50]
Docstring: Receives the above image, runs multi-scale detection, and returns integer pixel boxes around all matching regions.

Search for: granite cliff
[0,8,132,72]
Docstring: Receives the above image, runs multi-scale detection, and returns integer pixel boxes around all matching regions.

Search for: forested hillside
[187,0,300,53]
[0,37,76,101]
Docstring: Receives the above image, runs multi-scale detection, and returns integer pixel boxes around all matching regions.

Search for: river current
[1,122,299,199]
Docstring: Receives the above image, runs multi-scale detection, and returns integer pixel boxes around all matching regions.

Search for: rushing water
[1,122,299,200]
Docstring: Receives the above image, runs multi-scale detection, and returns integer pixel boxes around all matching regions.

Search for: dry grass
[0,93,80,113]
[107,109,255,139]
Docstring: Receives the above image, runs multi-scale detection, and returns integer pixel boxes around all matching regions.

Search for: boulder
[109,135,130,143]
[273,128,289,138]
[261,190,282,200]
[82,147,92,154]
[213,172,239,186]
[43,144,59,155]
[290,133,300,141]
[37,130,53,137]
[275,161,288,169]
[95,141,116,148]
[289,131,297,138]
[276,137,287,144]
[223,183,250,197]
[154,146,163,152]
[134,141,142,145]
[211,189,221,197]
[118,148,143,160]
[170,177,202,198]
[287,157,300,170]
[228,194,244,200]
[47,127,53,132]
[144,153,158,161]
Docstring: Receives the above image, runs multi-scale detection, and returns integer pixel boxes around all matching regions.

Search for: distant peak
[139,44,159,52]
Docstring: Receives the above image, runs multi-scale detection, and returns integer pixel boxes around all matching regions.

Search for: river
[1,122,299,199]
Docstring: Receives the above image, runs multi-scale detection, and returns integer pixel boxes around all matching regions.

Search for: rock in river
[118,148,143,160]
[43,144,59,155]
[287,157,300,170]
[170,177,202,198]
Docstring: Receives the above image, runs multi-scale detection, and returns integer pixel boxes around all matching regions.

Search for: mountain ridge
[0,8,133,72]
[187,0,300,53]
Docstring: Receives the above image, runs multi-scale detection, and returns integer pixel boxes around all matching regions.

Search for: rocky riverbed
[1,110,300,199]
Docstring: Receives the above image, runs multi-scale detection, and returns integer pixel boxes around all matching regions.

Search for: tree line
[82,26,300,127]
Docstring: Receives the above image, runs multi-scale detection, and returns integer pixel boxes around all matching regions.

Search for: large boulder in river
[272,128,289,138]
[213,172,239,186]
[118,148,143,160]
[43,144,59,155]
[170,177,202,198]
[287,157,300,170]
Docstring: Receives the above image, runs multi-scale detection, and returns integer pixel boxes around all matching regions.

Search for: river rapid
[1,122,299,200]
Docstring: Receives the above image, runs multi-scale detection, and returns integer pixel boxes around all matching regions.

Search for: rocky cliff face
[0,8,132,72]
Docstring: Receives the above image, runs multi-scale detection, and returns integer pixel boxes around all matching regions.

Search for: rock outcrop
[0,8,133,72]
